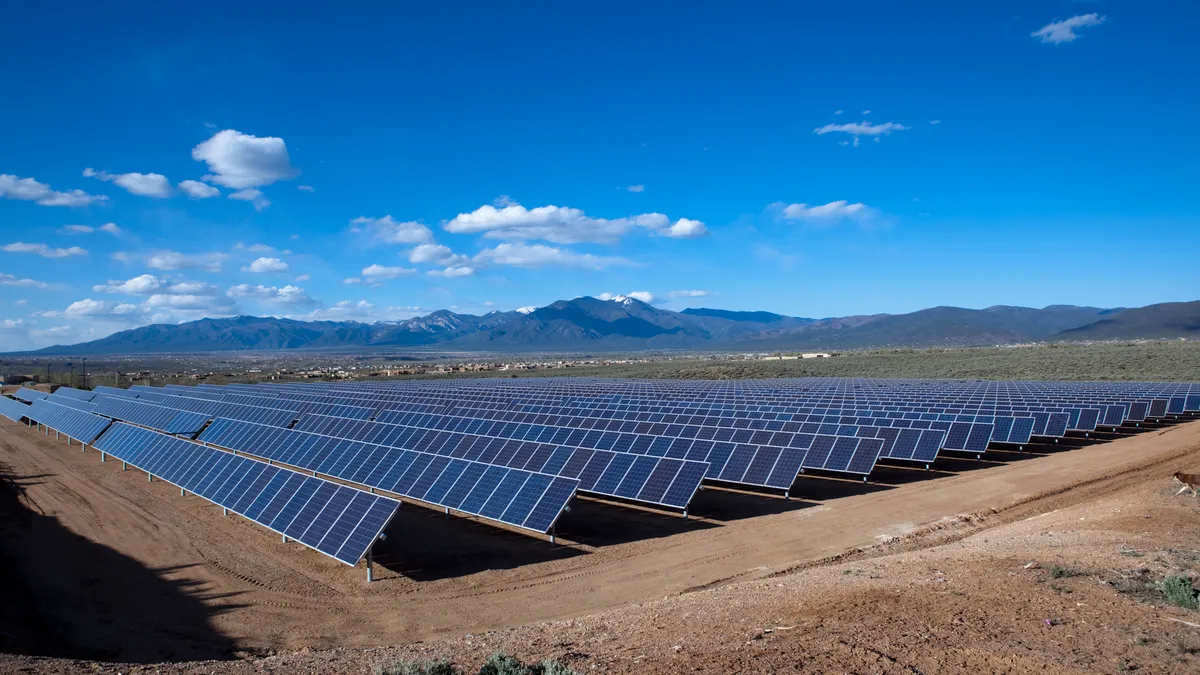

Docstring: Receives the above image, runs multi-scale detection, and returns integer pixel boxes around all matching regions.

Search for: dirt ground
[1,417,1198,674]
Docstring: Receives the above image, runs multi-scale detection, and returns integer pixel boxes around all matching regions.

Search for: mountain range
[18,296,1200,355]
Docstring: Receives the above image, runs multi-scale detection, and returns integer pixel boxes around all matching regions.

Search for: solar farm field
[1,376,1199,673]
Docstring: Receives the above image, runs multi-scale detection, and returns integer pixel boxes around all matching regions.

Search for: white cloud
[626,185,645,193]
[0,173,109,207]
[191,129,299,189]
[63,298,141,319]
[664,218,708,238]
[362,264,415,280]
[1032,14,1105,44]
[474,242,630,269]
[2,242,88,258]
[83,168,172,198]
[0,272,48,289]
[229,188,270,211]
[598,291,655,303]
[14,299,28,306]
[427,265,475,278]
[351,216,434,244]
[833,110,843,115]
[343,277,363,285]
[242,256,289,273]
[297,300,376,321]
[862,110,871,115]
[667,289,710,298]
[111,251,131,262]
[60,224,93,234]
[297,185,315,193]
[178,179,220,198]
[145,250,226,272]
[93,274,162,294]
[929,120,941,125]
[771,200,878,226]
[814,121,909,141]
[1,318,24,329]
[227,284,316,306]
[408,243,454,264]
[443,201,707,244]
[145,292,239,317]
[295,274,310,282]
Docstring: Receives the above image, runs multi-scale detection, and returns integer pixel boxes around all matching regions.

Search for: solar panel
[197,417,578,534]
[92,396,212,435]
[51,387,96,402]
[93,385,140,398]
[45,394,99,414]
[293,414,707,510]
[133,391,299,427]
[24,400,111,444]
[92,423,399,566]
[0,396,31,422]
[13,388,48,403]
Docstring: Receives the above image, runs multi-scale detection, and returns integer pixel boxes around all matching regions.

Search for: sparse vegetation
[378,653,577,675]
[1160,576,1199,610]
[1050,565,1078,579]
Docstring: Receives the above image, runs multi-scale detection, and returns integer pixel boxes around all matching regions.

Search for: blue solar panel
[197,418,578,534]
[24,400,111,444]
[0,396,31,422]
[92,396,211,435]
[13,388,48,403]
[92,423,399,565]
[293,414,706,510]
[51,387,96,402]
[46,394,99,414]
[130,392,298,427]
[93,385,140,398]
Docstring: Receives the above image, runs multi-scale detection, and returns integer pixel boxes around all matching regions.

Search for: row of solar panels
[3,397,578,540]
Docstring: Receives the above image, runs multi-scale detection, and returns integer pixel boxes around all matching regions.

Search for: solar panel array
[46,394,99,413]
[24,399,111,444]
[197,418,579,533]
[13,388,48,403]
[0,396,30,422]
[93,423,399,565]
[92,396,212,435]
[52,386,97,402]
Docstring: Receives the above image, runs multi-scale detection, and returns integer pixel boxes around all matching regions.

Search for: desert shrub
[1050,565,1078,579]
[1161,576,1199,610]
[478,652,577,675]
[377,659,462,675]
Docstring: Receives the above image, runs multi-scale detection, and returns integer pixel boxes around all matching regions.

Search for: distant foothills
[13,296,1200,356]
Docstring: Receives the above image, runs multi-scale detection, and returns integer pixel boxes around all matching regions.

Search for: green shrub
[1049,565,1077,579]
[1161,576,1199,610]
[478,653,577,675]
[377,659,462,675]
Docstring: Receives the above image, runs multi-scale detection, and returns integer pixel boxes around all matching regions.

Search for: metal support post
[550,525,556,545]
[148,472,152,482]
[223,507,228,516]
[369,487,375,494]
[100,451,106,462]
[366,549,374,582]
[282,534,288,543]
[682,508,688,521]
[181,487,185,496]
[783,490,790,502]
[122,461,127,470]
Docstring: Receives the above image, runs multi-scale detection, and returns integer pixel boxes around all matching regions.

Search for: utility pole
[82,357,88,390]
[67,362,74,388]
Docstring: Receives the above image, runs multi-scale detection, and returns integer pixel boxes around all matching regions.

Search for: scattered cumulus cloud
[929,119,941,125]
[444,200,706,244]
[229,188,270,211]
[59,223,121,235]
[351,215,434,245]
[626,185,645,193]
[0,173,109,207]
[0,272,48,289]
[191,129,299,189]
[178,180,220,198]
[427,265,475,278]
[83,168,172,197]
[598,291,655,303]
[242,256,289,273]
[814,121,910,142]
[294,274,310,282]
[1032,14,1105,44]
[667,289,710,299]
[93,274,162,294]
[2,242,88,258]
[361,264,415,281]
[227,284,316,306]
[771,200,878,226]
[833,110,843,115]
[473,242,630,269]
[297,185,315,193]
[145,250,226,272]
[63,298,141,320]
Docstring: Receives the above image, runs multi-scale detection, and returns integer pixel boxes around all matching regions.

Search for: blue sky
[1,1,1197,350]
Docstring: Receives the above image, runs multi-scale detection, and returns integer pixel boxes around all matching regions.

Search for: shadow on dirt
[0,461,243,663]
